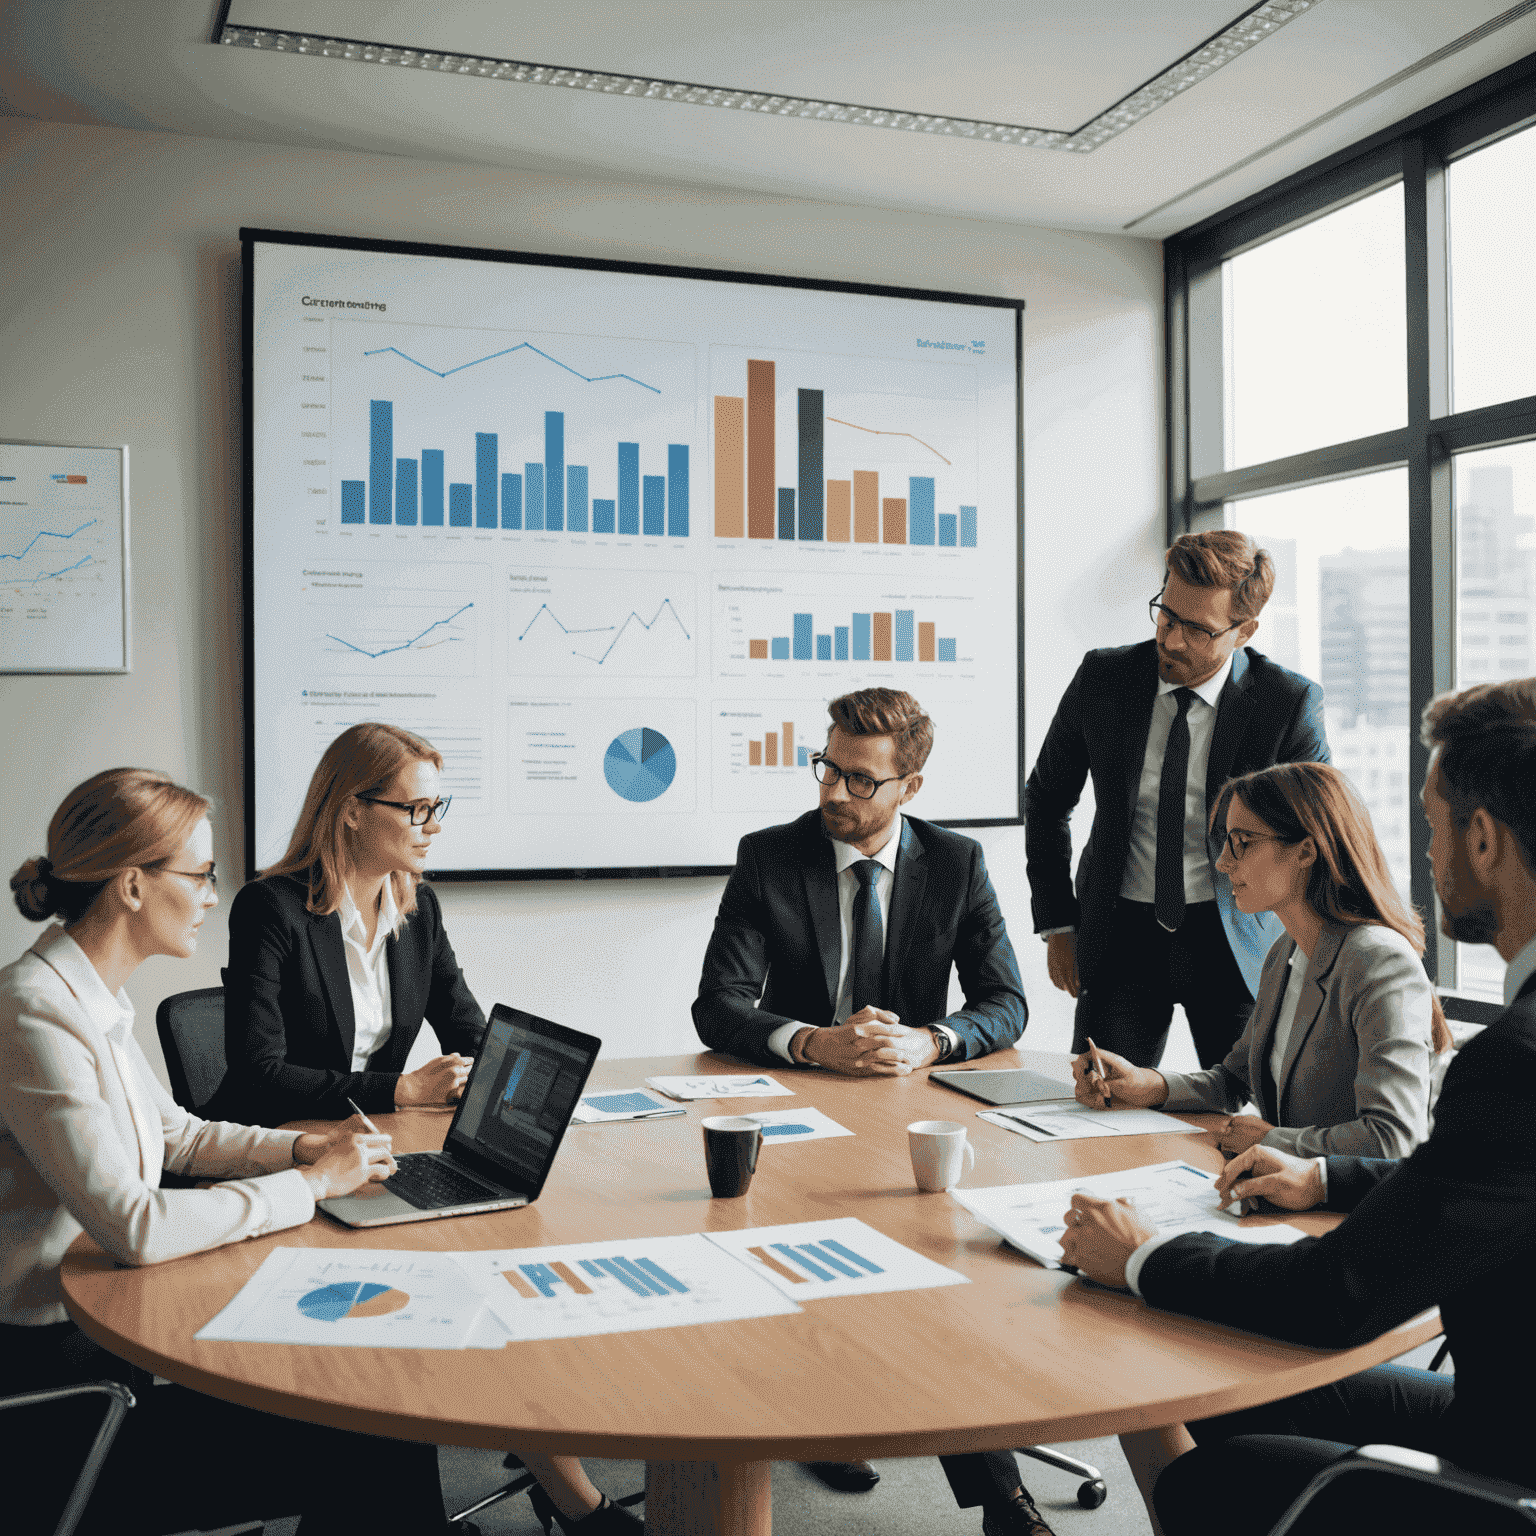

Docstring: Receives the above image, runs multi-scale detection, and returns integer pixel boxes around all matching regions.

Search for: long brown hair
[10,768,211,925]
[262,723,443,917]
[1217,761,1451,1052]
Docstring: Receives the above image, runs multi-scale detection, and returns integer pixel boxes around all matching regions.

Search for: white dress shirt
[339,881,399,1070]
[766,817,957,1063]
[0,925,312,1325]
[1118,655,1232,905]
[1267,947,1309,1099]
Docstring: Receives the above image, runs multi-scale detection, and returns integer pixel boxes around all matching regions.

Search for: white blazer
[0,925,314,1325]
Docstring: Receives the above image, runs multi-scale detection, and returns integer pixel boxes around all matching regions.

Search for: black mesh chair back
[154,987,227,1117]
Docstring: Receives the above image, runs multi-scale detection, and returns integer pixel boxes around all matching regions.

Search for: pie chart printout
[603,728,677,803]
[297,1281,411,1322]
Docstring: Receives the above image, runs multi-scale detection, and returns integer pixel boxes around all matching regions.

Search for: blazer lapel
[385,932,413,1067]
[1247,937,1297,1121]
[1274,927,1345,1116]
[1124,643,1162,821]
[882,821,927,1001]
[800,819,842,1021]
[309,912,357,1064]
[1205,647,1257,803]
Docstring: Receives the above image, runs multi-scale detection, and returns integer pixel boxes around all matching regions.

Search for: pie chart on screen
[297,1281,410,1322]
[603,728,676,803]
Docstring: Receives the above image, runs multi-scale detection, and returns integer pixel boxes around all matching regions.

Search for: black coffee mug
[701,1115,763,1198]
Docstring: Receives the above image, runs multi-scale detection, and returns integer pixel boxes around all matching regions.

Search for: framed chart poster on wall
[244,228,1023,878]
[0,441,130,674]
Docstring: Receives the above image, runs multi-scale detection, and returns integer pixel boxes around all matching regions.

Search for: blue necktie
[1155,689,1196,933]
[849,860,885,1013]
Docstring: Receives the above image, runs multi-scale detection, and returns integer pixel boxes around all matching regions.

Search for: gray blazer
[1160,923,1434,1159]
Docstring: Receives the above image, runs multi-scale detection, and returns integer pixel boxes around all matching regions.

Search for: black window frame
[1165,49,1536,1017]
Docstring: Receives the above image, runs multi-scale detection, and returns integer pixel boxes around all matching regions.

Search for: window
[1167,64,1536,1010]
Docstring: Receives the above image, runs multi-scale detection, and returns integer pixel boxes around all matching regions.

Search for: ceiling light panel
[217,1,1319,153]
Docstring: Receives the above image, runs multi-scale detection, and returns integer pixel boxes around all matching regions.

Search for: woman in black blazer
[223,723,640,1535]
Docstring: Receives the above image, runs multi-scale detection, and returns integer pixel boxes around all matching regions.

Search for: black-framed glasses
[358,795,452,826]
[158,865,218,893]
[810,753,904,801]
[1222,828,1293,862]
[1149,594,1243,652]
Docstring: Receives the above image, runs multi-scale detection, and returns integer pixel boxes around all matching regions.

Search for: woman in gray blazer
[1075,760,1448,1160]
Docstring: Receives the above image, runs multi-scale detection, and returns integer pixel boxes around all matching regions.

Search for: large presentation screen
[245,229,1023,877]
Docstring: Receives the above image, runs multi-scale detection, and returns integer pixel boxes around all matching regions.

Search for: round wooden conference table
[62,1048,1439,1535]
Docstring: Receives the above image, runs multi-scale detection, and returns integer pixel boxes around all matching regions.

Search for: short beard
[1442,899,1499,946]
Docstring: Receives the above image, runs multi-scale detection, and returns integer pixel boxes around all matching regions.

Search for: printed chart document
[954,1161,1308,1270]
[196,1248,492,1348]
[455,1233,800,1342]
[740,1107,853,1144]
[706,1217,969,1300]
[645,1074,794,1100]
[572,1088,684,1123]
[979,1103,1206,1143]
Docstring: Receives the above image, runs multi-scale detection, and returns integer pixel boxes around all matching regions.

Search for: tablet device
[929,1067,1076,1106]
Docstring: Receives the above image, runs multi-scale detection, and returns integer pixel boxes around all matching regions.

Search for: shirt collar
[831,815,904,876]
[31,924,136,1043]
[1158,652,1233,710]
[1504,933,1536,1006]
[338,880,400,952]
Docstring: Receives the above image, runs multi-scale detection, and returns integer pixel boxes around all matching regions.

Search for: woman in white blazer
[1068,760,1449,1535]
[0,768,451,1536]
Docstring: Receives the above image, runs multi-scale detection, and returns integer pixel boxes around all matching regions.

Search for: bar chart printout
[455,1235,799,1341]
[747,719,809,767]
[752,611,957,664]
[705,1218,969,1300]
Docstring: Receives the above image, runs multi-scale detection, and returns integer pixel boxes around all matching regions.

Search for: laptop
[318,1005,601,1228]
[929,1067,1077,1107]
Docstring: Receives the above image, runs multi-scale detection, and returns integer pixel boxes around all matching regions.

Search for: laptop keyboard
[383,1154,508,1211]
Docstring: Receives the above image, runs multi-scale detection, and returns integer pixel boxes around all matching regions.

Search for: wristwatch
[926,1025,954,1063]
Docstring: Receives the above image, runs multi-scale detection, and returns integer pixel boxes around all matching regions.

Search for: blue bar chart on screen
[248,233,1021,873]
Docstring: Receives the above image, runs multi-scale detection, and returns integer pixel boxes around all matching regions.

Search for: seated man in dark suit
[1059,677,1536,1533]
[695,689,1048,1532]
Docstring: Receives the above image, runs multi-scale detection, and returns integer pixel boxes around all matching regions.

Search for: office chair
[1017,1445,1108,1509]
[0,1380,135,1536]
[1267,1444,1536,1533]
[154,985,227,1117]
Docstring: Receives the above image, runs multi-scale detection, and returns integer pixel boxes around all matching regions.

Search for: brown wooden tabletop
[61,1048,1438,1527]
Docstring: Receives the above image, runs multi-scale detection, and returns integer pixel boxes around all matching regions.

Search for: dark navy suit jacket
[692,810,1027,1066]
[1024,640,1329,995]
[219,873,485,1125]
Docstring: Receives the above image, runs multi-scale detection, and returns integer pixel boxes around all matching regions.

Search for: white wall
[0,117,1167,1084]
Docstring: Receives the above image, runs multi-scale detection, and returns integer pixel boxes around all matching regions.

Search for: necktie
[1155,688,1196,933]
[848,859,885,1013]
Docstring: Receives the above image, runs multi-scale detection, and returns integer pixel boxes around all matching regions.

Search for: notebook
[318,1005,599,1228]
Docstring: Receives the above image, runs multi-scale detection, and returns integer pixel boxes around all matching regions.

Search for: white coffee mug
[907,1119,976,1192]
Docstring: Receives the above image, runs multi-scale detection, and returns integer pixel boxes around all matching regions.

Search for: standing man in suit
[695,690,1047,1531]
[1060,677,1536,1533]
[1026,530,1330,1068]
[694,687,1027,1074]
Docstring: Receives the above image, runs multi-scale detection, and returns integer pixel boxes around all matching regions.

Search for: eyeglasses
[1149,595,1243,652]
[810,753,905,801]
[159,865,218,893]
[358,795,452,826]
[1222,828,1293,862]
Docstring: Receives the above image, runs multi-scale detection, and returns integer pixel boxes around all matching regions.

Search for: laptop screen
[446,1006,599,1194]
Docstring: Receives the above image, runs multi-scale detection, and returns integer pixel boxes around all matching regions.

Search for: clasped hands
[1056,1144,1327,1288]
[796,1007,938,1075]
[293,1115,397,1200]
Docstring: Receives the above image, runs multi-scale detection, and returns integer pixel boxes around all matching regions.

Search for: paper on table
[454,1233,799,1341]
[645,1074,795,1100]
[572,1088,685,1123]
[954,1160,1308,1270]
[979,1102,1206,1142]
[738,1107,853,1143]
[196,1247,493,1348]
[706,1217,969,1300]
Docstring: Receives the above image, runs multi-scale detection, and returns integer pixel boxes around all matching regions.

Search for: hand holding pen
[1070,1042,1171,1111]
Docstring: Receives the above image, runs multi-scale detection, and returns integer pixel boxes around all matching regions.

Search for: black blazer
[219,873,486,1125]
[692,810,1027,1066]
[1023,640,1329,994]
[1138,974,1536,1482]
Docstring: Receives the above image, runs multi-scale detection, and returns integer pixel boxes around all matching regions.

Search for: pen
[1085,1036,1112,1108]
[345,1096,382,1135]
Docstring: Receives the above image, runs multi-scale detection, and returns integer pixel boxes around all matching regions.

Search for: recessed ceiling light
[217,2,1318,154]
